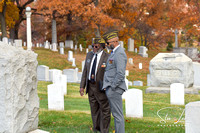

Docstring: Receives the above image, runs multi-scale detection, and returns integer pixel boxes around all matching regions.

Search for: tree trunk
[95,24,101,37]
[10,28,15,39]
[66,11,72,40]
[0,1,7,38]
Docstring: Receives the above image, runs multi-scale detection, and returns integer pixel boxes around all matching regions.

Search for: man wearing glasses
[80,37,111,133]
[102,30,127,133]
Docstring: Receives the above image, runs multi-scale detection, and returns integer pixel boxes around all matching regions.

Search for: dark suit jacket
[80,50,109,93]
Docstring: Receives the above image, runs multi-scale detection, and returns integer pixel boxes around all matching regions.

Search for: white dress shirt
[88,50,103,80]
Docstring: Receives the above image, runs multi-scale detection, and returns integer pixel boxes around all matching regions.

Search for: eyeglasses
[106,41,117,45]
[92,45,99,48]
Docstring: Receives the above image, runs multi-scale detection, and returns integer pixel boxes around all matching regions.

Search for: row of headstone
[123,82,186,119]
[37,65,82,83]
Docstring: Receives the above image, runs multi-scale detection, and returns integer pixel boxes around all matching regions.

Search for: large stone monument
[0,41,39,133]
[146,53,198,94]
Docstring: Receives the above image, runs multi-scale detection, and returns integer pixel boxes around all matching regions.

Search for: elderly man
[102,30,127,133]
[80,37,111,133]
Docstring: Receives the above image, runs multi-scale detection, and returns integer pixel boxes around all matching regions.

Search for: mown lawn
[37,81,200,133]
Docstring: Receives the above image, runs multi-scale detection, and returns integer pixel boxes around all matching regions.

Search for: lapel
[87,52,94,76]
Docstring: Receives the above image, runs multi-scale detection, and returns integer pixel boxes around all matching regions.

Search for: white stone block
[119,41,124,48]
[79,44,82,52]
[60,47,64,55]
[53,74,67,95]
[185,101,200,133]
[82,60,85,72]
[37,65,49,81]
[63,69,78,83]
[133,81,143,86]
[2,37,8,44]
[170,83,184,105]
[128,58,133,65]
[29,129,50,133]
[86,48,89,53]
[68,51,73,61]
[125,89,143,118]
[72,58,76,67]
[14,39,22,47]
[128,38,134,52]
[193,62,200,87]
[0,42,39,132]
[52,43,58,51]
[139,63,142,69]
[149,53,194,88]
[48,84,64,110]
[44,40,49,49]
[135,48,137,53]
[125,70,129,77]
[49,69,62,82]
[138,46,148,57]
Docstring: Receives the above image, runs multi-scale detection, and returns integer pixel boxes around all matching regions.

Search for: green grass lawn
[37,81,200,133]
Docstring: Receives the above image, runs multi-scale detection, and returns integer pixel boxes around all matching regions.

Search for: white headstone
[14,39,22,47]
[79,44,83,52]
[82,60,85,72]
[193,62,200,87]
[119,41,124,48]
[59,42,64,54]
[125,89,143,118]
[24,42,26,47]
[72,58,76,67]
[63,69,78,83]
[125,70,129,77]
[138,46,148,57]
[2,37,8,44]
[133,81,143,86]
[39,43,43,47]
[128,38,134,52]
[49,69,62,82]
[44,40,49,49]
[68,51,73,61]
[148,53,194,88]
[74,45,77,50]
[185,101,200,133]
[36,43,39,47]
[52,43,58,51]
[60,47,64,55]
[37,65,49,81]
[86,48,89,53]
[128,58,133,65]
[48,84,64,110]
[170,83,184,105]
[135,48,137,53]
[139,63,142,69]
[49,44,52,50]
[53,74,67,95]
[77,72,82,82]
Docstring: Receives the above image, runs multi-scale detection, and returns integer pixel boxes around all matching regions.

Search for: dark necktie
[90,54,97,82]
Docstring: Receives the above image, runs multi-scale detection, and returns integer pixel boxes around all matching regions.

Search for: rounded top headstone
[26,7,31,12]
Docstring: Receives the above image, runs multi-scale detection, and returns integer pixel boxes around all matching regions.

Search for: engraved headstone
[68,51,73,61]
[37,65,49,81]
[138,46,148,57]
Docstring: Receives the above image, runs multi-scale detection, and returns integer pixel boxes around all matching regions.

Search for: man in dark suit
[102,30,127,133]
[80,37,111,133]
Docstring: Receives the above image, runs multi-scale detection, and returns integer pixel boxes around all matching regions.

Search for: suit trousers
[88,82,111,133]
[105,87,125,133]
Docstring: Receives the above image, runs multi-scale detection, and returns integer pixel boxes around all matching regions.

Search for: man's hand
[80,88,84,96]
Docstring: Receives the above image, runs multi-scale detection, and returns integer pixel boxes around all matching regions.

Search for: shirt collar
[112,45,120,54]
